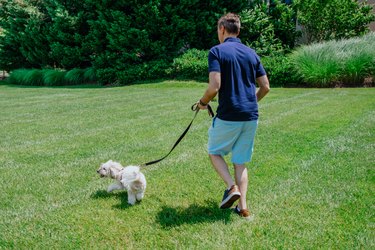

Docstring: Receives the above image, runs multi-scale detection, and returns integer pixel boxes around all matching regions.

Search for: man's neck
[223,34,237,42]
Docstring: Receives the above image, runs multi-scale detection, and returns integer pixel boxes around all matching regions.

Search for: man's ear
[219,25,225,34]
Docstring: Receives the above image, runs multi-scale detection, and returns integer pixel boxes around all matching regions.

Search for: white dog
[97,160,146,205]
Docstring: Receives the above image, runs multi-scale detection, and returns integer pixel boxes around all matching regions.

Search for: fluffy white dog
[97,160,146,205]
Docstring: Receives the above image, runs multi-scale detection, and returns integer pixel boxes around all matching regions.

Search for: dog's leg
[136,192,144,201]
[127,192,136,205]
[107,183,123,193]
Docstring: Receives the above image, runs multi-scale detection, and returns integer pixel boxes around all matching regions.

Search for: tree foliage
[295,0,375,43]
[0,0,374,84]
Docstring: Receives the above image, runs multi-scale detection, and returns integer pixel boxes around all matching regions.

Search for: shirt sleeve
[208,49,221,73]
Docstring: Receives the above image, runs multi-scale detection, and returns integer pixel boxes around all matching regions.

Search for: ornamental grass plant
[6,68,98,86]
[291,32,375,87]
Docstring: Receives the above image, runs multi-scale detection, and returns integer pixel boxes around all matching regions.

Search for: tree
[295,0,375,43]
[240,0,300,56]
[0,0,43,71]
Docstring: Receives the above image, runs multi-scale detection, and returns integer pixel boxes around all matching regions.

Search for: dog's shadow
[91,189,132,209]
[156,200,232,229]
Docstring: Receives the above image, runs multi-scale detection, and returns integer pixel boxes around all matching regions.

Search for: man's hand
[197,99,208,110]
[256,75,270,102]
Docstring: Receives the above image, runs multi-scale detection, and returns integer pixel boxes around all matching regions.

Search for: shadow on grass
[156,200,232,229]
[91,189,132,210]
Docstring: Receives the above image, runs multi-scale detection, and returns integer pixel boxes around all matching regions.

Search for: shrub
[240,7,284,57]
[242,0,298,54]
[170,49,208,82]
[295,0,375,43]
[98,60,170,86]
[261,55,302,87]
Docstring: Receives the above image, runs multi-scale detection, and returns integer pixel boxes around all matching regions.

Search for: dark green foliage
[24,69,45,86]
[240,7,284,57]
[6,68,98,86]
[86,0,246,84]
[0,0,245,75]
[295,0,375,43]
[262,55,302,87]
[116,60,171,85]
[83,67,96,83]
[65,68,85,85]
[43,70,67,86]
[244,0,299,52]
[6,69,32,85]
[0,1,38,71]
[1,0,374,86]
[170,49,208,82]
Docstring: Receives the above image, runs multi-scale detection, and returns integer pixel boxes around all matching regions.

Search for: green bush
[262,55,302,87]
[295,0,375,43]
[240,7,284,57]
[102,60,170,85]
[241,0,298,55]
[170,49,208,82]
[291,32,375,87]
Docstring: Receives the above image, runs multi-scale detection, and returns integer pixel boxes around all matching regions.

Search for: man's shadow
[92,191,233,226]
[91,189,132,209]
[156,200,232,229]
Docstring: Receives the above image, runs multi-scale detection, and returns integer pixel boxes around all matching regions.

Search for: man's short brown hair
[217,13,241,34]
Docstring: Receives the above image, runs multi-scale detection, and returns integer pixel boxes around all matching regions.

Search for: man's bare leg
[234,164,248,210]
[209,154,235,188]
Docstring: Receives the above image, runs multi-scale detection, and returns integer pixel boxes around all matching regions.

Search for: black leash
[141,103,214,167]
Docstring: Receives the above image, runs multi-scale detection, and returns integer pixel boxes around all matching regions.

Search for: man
[197,13,270,220]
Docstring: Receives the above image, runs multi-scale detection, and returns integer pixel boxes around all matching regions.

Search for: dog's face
[97,160,123,178]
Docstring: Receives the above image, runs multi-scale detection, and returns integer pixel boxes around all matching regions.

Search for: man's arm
[256,75,270,102]
[198,72,221,108]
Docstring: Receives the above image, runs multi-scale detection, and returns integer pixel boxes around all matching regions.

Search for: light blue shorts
[208,117,258,165]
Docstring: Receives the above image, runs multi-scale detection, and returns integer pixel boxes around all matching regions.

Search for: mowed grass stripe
[251,110,374,248]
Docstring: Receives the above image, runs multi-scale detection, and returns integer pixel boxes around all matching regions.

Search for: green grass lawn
[0,81,374,249]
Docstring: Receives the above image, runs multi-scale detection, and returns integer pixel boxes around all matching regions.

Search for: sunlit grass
[0,81,373,249]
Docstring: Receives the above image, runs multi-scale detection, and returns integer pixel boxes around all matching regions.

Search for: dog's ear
[109,167,119,179]
[109,167,115,178]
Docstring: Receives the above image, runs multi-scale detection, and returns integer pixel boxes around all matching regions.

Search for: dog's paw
[128,194,136,205]
[136,192,144,201]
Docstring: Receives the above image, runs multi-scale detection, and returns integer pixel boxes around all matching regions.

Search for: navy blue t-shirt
[208,37,266,121]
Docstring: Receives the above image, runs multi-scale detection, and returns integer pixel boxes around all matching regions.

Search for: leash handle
[191,102,215,118]
[142,104,214,167]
